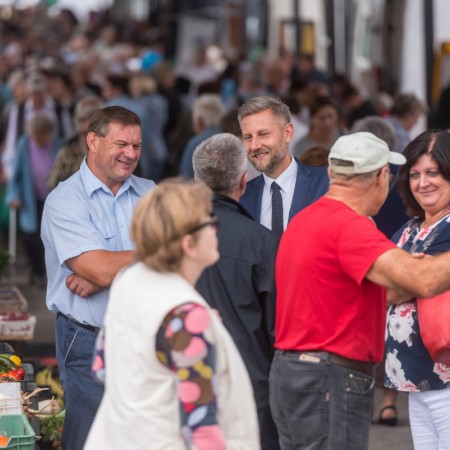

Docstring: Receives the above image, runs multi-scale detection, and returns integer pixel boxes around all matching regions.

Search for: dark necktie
[271,181,284,238]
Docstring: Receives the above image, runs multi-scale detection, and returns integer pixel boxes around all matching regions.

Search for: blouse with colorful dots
[92,302,225,449]
[156,302,225,449]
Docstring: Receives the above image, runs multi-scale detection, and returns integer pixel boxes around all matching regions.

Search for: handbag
[417,291,450,365]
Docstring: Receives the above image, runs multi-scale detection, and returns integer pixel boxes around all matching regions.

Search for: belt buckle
[299,353,321,363]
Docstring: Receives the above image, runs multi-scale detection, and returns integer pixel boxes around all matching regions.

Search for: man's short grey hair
[237,96,291,126]
[391,92,428,117]
[329,165,381,185]
[351,116,397,150]
[193,133,247,196]
[193,94,225,128]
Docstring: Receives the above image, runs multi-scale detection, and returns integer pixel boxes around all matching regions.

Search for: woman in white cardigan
[85,178,260,450]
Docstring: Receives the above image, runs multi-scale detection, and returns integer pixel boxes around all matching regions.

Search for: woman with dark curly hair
[385,129,450,449]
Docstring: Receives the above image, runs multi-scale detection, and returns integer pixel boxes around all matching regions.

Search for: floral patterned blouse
[385,215,450,391]
[92,302,225,449]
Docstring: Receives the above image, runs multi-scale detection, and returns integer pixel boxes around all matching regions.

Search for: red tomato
[15,368,25,380]
[6,370,19,380]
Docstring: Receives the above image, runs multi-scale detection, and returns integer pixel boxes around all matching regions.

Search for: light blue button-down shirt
[41,159,155,327]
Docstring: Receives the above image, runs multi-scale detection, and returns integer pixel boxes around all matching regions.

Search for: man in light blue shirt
[41,106,155,450]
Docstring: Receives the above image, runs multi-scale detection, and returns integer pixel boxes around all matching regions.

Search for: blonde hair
[26,114,54,138]
[74,95,104,131]
[131,178,213,272]
[192,94,225,128]
[129,72,157,98]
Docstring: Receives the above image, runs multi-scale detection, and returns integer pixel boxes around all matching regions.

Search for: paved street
[370,389,413,450]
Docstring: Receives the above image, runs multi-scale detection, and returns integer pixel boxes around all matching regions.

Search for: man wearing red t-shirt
[270,132,450,450]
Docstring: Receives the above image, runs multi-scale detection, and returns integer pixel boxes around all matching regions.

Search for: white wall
[400,0,426,98]
[51,0,113,20]
[432,0,450,92]
[433,0,450,51]
[267,0,291,57]
[399,0,450,98]
[399,0,426,136]
[268,0,328,68]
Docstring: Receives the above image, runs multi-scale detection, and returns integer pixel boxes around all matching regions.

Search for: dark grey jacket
[196,195,278,409]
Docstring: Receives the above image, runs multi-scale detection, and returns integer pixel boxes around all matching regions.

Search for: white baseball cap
[329,132,406,174]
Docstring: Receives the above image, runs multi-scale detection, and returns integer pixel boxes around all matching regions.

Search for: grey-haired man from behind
[193,132,281,449]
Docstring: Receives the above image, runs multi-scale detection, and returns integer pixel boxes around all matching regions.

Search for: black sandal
[378,405,398,426]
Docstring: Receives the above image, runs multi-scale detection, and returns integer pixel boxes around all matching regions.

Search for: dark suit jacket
[240,159,329,223]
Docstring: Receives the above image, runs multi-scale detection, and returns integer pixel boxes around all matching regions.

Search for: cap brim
[388,151,406,166]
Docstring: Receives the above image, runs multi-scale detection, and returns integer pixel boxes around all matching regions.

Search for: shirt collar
[262,156,297,193]
[80,159,135,198]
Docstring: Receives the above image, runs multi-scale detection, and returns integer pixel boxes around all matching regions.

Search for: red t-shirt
[275,197,396,363]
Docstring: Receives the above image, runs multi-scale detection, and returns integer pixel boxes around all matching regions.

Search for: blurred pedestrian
[85,179,260,449]
[385,92,428,153]
[299,145,329,167]
[102,73,152,178]
[178,94,224,179]
[48,95,104,188]
[293,95,344,158]
[2,71,71,181]
[341,84,377,129]
[129,72,168,182]
[7,114,61,284]
[351,115,408,238]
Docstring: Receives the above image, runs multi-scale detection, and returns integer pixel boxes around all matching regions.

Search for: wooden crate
[0,287,27,314]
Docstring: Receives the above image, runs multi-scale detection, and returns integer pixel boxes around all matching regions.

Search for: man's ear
[373,166,387,187]
[380,166,390,182]
[239,170,248,198]
[327,166,332,180]
[86,132,98,153]
[193,116,205,134]
[284,122,294,143]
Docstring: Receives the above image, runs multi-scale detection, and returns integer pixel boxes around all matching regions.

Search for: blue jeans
[269,350,374,450]
[56,314,104,450]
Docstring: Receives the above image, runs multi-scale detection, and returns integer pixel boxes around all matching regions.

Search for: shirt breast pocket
[93,220,116,243]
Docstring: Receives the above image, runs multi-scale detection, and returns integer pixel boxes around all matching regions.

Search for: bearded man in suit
[238,96,328,237]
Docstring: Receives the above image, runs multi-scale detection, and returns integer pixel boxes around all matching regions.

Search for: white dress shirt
[260,156,298,231]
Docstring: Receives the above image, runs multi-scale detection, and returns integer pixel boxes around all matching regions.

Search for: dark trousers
[269,350,374,450]
[56,313,104,450]
[258,402,281,450]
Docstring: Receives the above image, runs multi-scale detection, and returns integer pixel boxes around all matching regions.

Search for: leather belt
[282,350,375,376]
[57,312,99,333]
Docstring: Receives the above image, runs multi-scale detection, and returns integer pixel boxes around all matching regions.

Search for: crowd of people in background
[2,3,450,450]
[0,4,435,202]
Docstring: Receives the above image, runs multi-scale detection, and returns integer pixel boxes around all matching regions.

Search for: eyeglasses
[187,214,219,234]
